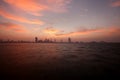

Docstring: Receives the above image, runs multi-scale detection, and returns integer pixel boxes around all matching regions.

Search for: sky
[0,0,120,42]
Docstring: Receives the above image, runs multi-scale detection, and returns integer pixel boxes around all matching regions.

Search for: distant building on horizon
[54,39,56,43]
[35,37,38,43]
[34,37,72,43]
[61,39,63,43]
[68,37,71,43]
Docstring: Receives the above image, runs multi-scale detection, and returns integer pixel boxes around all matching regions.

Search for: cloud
[55,28,102,37]
[3,0,47,16]
[44,27,60,34]
[47,0,72,13]
[55,27,120,37]
[0,6,44,25]
[0,22,28,33]
[3,0,72,16]
[111,0,120,7]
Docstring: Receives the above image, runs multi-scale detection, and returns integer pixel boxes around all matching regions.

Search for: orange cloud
[4,0,48,16]
[0,7,44,25]
[44,27,60,34]
[0,22,28,33]
[111,0,120,7]
[55,27,120,37]
[3,0,72,16]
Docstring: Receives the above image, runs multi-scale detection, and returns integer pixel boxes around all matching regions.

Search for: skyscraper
[68,37,71,43]
[35,37,38,43]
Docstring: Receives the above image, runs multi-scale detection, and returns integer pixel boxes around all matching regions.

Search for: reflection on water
[0,43,120,79]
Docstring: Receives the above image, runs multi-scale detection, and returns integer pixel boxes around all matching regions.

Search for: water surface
[0,43,120,79]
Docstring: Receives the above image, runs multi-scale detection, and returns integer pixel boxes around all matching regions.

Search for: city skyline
[0,37,73,43]
[0,0,120,42]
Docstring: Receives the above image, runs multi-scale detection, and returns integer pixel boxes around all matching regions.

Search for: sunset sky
[0,0,120,42]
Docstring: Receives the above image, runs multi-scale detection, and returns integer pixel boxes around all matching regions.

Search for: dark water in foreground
[0,43,120,79]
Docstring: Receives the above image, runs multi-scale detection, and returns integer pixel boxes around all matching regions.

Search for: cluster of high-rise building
[0,37,72,43]
[35,37,72,43]
[35,37,54,43]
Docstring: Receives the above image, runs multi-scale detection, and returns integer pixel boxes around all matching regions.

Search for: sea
[0,43,120,79]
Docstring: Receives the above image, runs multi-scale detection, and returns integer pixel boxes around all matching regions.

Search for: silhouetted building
[35,37,38,43]
[61,40,63,43]
[68,37,71,43]
[38,40,43,43]
[54,39,56,43]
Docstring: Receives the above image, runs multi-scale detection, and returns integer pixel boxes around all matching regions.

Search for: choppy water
[0,43,120,79]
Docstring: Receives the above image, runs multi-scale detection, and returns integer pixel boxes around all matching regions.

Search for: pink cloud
[0,6,44,25]
[0,22,28,33]
[111,0,120,7]
[3,0,72,16]
[55,27,120,37]
[4,0,48,16]
[47,0,72,13]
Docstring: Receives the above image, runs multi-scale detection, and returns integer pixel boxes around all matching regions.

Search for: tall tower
[35,37,38,43]
[68,37,71,43]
